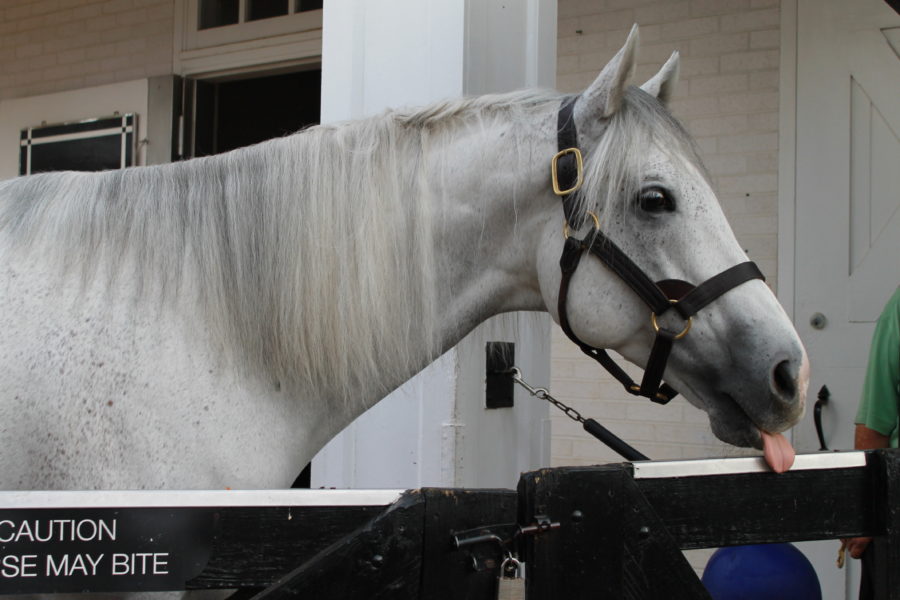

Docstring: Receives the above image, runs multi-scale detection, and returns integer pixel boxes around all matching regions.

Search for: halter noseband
[552,96,764,404]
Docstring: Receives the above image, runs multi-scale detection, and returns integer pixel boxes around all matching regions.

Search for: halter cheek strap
[554,97,583,227]
[552,96,765,404]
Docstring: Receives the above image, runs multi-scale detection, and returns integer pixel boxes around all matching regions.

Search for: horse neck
[0,114,554,419]
[423,119,553,350]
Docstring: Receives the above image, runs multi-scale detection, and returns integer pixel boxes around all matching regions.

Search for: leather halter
[552,96,765,404]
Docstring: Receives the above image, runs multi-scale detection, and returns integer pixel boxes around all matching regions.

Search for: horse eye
[638,187,675,213]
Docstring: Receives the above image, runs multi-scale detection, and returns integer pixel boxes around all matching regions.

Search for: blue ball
[701,544,822,600]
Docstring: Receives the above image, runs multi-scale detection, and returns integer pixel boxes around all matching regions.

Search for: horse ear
[641,51,680,105]
[576,24,639,124]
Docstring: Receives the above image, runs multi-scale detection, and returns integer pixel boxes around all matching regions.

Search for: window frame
[185,0,322,50]
[19,114,137,175]
[174,0,323,79]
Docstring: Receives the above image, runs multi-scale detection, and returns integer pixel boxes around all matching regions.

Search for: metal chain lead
[508,367,585,424]
[509,367,651,462]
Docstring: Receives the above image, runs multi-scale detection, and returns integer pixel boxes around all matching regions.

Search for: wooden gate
[1,450,898,599]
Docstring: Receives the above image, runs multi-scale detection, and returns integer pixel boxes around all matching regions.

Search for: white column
[312,0,556,490]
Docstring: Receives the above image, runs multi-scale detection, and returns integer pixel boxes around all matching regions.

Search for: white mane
[0,89,562,404]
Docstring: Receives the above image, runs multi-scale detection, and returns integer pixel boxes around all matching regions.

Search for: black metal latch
[452,523,519,573]
[452,523,519,551]
[452,516,561,551]
[519,515,561,537]
[451,517,559,574]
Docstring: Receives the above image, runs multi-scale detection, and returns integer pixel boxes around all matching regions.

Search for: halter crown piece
[552,96,765,404]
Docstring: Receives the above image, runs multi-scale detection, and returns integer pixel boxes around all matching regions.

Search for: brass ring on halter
[651,300,692,340]
[551,147,584,195]
[563,211,601,240]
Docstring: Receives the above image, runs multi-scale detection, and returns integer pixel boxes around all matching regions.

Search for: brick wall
[0,0,174,101]
[552,0,782,468]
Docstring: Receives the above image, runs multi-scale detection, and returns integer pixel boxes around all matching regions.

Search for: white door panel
[847,71,900,320]
[793,1,900,597]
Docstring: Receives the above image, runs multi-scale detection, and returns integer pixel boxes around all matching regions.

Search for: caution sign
[0,508,212,594]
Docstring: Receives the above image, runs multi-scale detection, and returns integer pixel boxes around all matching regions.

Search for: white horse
[0,28,806,506]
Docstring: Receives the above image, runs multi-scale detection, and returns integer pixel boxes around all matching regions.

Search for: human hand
[842,537,873,560]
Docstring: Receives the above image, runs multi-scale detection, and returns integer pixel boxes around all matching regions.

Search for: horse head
[535,26,808,469]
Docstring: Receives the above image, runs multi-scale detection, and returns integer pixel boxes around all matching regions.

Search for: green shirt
[855,287,900,447]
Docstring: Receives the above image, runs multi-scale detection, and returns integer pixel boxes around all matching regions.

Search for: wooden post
[518,464,707,599]
[870,450,900,600]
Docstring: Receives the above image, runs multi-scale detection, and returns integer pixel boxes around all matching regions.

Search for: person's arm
[855,423,891,450]
[846,290,900,560]
[855,289,900,438]
[845,425,893,558]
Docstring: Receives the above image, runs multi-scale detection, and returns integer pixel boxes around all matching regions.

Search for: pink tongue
[761,430,795,473]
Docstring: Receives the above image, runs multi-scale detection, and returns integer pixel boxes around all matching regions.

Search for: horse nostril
[772,359,797,399]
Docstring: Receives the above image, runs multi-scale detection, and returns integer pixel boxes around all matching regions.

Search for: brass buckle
[651,300,692,340]
[551,148,584,196]
[563,210,600,239]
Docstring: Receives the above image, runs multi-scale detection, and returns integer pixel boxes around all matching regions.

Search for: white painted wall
[312,0,557,490]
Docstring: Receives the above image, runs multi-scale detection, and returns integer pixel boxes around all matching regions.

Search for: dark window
[247,0,288,21]
[198,0,319,30]
[199,0,239,29]
[296,0,322,11]
[19,115,135,175]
